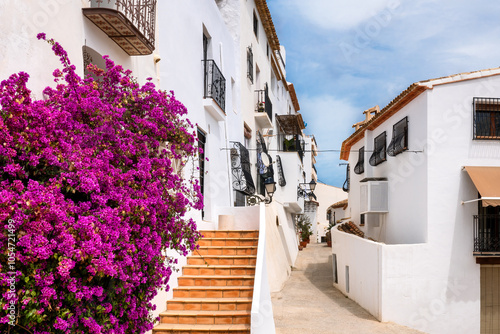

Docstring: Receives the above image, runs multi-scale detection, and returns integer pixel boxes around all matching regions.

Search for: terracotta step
[198,238,258,247]
[182,265,255,276]
[196,246,257,256]
[187,255,256,266]
[167,297,252,311]
[153,323,250,334]
[159,310,251,325]
[200,230,259,239]
[177,275,254,287]
[173,286,253,299]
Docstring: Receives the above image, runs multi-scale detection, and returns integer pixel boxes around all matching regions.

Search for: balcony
[278,134,304,163]
[255,89,273,128]
[83,0,156,55]
[474,215,500,255]
[203,59,226,119]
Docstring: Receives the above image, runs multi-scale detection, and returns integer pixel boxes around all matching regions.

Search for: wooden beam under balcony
[83,2,155,56]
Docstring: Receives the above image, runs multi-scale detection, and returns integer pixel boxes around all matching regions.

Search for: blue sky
[267,0,500,187]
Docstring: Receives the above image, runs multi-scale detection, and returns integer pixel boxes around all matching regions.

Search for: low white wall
[332,227,478,334]
[251,203,276,334]
[215,206,260,230]
[265,205,292,292]
[332,228,382,319]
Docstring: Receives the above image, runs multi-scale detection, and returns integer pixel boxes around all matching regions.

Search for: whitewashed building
[1,1,319,333]
[311,183,347,243]
[333,68,500,334]
[0,0,158,97]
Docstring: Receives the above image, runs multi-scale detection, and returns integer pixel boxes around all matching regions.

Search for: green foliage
[296,215,312,241]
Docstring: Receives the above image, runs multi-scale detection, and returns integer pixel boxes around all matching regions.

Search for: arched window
[82,46,106,78]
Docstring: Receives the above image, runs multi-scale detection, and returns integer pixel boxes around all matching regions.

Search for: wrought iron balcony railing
[278,134,304,163]
[474,214,500,255]
[342,164,350,193]
[354,147,365,174]
[83,0,157,55]
[203,60,226,112]
[255,88,273,122]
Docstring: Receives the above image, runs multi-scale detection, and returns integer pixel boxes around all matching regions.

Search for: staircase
[153,230,259,334]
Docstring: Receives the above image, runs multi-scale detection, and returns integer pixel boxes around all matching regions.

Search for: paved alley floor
[271,243,426,334]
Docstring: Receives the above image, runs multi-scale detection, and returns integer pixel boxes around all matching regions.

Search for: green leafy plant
[0,34,202,334]
[296,215,312,242]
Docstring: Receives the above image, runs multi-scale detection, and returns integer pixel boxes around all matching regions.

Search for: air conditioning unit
[360,180,388,214]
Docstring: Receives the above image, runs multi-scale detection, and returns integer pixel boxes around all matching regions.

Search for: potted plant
[325,221,336,247]
[296,215,312,248]
[258,101,265,112]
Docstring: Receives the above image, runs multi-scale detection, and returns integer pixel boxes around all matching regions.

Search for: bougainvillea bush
[0,34,202,333]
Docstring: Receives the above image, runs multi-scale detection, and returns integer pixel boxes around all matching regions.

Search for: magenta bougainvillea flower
[0,35,202,333]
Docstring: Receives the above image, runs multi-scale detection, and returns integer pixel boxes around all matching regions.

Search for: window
[388,117,408,156]
[253,11,258,38]
[266,43,270,58]
[82,46,106,79]
[474,97,500,139]
[197,129,206,219]
[354,147,364,174]
[369,132,387,166]
[360,214,365,226]
[247,47,253,83]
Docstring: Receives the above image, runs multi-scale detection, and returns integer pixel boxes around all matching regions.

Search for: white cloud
[289,0,402,30]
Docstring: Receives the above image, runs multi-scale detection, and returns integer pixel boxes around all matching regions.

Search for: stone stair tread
[198,246,257,248]
[199,237,258,240]
[180,275,254,279]
[169,297,252,303]
[189,255,257,258]
[153,323,250,331]
[200,230,257,232]
[160,310,250,316]
[184,265,255,268]
[176,286,253,290]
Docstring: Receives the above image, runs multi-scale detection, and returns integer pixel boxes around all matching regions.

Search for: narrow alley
[271,243,426,334]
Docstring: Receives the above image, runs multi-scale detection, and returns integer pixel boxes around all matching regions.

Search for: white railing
[251,203,276,333]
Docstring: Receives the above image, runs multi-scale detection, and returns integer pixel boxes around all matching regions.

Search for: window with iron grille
[253,11,258,38]
[247,47,253,83]
[473,97,500,139]
[388,117,408,156]
[342,164,350,193]
[369,132,387,166]
[354,147,364,174]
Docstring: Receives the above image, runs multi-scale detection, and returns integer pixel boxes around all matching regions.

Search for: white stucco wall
[264,205,292,292]
[348,92,428,245]
[0,0,157,97]
[338,73,500,334]
[332,227,476,334]
[315,183,347,242]
[157,1,239,224]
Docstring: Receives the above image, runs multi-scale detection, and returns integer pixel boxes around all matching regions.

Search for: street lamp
[297,179,317,200]
[246,179,277,206]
